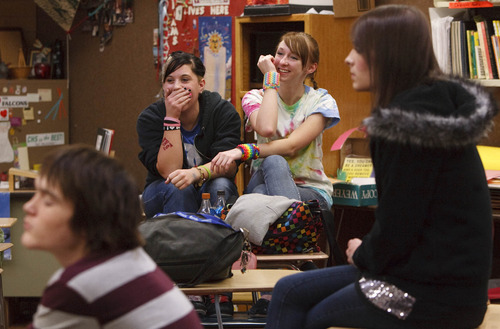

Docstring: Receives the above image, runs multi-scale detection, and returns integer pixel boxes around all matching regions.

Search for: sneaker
[206,298,234,318]
[248,298,270,318]
[189,295,207,318]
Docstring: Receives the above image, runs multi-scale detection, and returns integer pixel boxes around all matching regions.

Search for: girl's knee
[262,155,288,170]
[209,178,236,193]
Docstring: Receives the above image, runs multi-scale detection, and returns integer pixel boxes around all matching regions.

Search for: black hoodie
[354,77,498,315]
[137,90,242,188]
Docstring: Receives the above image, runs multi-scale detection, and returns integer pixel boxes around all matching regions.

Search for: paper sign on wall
[0,96,29,108]
[23,107,35,120]
[26,132,65,147]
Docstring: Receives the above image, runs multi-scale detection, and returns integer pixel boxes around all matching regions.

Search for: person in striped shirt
[21,144,202,329]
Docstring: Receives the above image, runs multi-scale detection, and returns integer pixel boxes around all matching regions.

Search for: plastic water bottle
[213,190,226,217]
[198,192,212,214]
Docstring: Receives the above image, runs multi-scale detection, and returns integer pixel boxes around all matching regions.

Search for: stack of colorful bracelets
[163,116,180,131]
[263,71,280,90]
[237,143,260,161]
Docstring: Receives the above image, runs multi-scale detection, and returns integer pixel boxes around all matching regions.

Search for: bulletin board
[0,79,69,174]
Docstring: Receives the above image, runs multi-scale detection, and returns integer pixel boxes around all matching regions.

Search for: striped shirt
[28,247,202,329]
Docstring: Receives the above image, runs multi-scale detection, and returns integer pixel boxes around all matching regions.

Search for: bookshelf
[430,3,500,86]
[233,14,372,194]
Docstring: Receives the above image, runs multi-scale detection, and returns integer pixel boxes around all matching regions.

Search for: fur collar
[362,78,498,148]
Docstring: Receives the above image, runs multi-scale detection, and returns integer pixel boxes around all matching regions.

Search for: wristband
[164,125,180,131]
[164,116,180,124]
[163,122,180,127]
[263,71,280,90]
[237,143,260,161]
[200,164,212,180]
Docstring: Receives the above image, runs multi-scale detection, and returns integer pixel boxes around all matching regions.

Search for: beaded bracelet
[237,143,260,161]
[195,167,207,188]
[263,71,280,90]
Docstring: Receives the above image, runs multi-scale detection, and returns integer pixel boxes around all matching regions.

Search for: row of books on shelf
[450,16,500,80]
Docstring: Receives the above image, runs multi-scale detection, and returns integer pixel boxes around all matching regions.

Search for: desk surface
[180,269,297,295]
[0,218,17,228]
[0,243,13,252]
[256,251,328,262]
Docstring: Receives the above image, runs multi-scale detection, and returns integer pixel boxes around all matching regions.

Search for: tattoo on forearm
[162,138,173,150]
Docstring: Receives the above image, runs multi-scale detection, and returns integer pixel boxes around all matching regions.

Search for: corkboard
[0,79,69,174]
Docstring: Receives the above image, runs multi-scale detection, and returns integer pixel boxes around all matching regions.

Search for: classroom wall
[64,2,159,189]
[65,0,438,189]
[3,0,499,190]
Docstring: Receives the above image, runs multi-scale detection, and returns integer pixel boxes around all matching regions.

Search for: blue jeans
[246,155,329,210]
[141,177,238,218]
[266,265,487,329]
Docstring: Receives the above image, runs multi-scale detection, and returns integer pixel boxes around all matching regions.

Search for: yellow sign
[477,145,500,170]
[342,156,373,181]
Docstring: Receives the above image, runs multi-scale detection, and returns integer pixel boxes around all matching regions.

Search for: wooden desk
[256,251,329,270]
[181,269,297,328]
[181,269,296,295]
[0,218,17,228]
[8,168,37,192]
[0,243,13,253]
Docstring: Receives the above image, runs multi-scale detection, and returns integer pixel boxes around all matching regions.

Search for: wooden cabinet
[233,14,372,193]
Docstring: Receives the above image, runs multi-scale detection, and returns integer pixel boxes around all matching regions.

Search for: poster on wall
[157,0,245,99]
[199,16,231,99]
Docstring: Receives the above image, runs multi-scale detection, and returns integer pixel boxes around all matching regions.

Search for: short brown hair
[40,144,143,253]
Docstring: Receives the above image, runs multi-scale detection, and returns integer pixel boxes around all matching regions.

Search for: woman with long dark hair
[264,5,497,329]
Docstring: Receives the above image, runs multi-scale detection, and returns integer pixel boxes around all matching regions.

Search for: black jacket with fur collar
[353,78,498,316]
